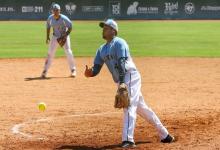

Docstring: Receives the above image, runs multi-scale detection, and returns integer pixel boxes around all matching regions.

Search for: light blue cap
[52,4,61,10]
[99,19,118,33]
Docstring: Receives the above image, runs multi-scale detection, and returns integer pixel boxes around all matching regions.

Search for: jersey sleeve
[94,48,104,66]
[63,16,72,29]
[115,39,129,83]
[116,40,129,60]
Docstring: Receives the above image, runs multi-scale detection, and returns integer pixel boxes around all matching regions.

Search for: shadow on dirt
[55,141,151,150]
[24,76,72,81]
[24,77,51,81]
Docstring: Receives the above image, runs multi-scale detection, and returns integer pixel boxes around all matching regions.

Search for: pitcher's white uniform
[94,36,169,143]
[42,14,76,77]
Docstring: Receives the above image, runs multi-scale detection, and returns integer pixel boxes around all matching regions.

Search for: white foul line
[11,111,121,140]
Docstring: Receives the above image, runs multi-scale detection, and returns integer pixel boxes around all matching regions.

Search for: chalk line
[11,111,121,140]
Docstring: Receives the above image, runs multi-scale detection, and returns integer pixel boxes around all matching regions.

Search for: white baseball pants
[122,71,169,143]
[43,35,76,73]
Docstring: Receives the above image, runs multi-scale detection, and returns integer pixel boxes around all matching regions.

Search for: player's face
[102,25,115,40]
[53,9,60,17]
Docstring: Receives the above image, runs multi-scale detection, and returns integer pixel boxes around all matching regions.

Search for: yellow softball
[38,102,46,111]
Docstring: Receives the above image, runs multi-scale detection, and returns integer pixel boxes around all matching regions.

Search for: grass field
[0,21,220,58]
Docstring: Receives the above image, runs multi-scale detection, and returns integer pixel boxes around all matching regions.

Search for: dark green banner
[1,0,220,20]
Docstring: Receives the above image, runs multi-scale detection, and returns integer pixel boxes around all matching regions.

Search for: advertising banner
[0,0,220,20]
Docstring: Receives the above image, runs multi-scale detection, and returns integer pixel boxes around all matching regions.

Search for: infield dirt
[0,57,219,150]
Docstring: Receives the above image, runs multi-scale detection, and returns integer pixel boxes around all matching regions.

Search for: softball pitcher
[84,19,174,148]
[41,4,76,78]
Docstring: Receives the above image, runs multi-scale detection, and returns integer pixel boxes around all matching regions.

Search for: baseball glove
[57,36,67,47]
[114,83,130,109]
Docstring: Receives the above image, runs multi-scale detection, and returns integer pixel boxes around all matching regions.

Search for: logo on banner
[201,6,220,11]
[22,6,43,13]
[127,1,138,15]
[49,2,56,14]
[127,1,158,15]
[109,1,121,16]
[82,6,104,12]
[0,7,15,12]
[184,2,195,14]
[65,2,77,15]
[164,2,178,15]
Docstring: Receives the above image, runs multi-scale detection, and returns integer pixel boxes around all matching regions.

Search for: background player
[84,19,175,148]
[41,3,76,78]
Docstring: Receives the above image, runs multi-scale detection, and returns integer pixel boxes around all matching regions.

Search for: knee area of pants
[125,111,137,118]
[47,53,52,57]
[66,49,73,54]
[140,105,152,111]
[65,48,72,51]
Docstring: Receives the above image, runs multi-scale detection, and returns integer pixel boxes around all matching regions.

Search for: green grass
[0,21,220,58]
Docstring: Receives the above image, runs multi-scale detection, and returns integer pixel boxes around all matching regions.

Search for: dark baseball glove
[57,36,67,47]
[114,83,130,109]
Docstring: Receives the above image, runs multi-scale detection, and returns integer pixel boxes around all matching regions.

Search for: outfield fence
[0,0,220,20]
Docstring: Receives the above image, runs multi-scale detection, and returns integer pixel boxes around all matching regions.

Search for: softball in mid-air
[38,102,46,111]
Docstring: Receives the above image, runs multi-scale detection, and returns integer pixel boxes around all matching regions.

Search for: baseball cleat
[41,70,47,79]
[121,141,136,148]
[70,69,76,78]
[161,134,175,143]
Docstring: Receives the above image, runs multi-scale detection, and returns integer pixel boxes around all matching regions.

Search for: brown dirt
[0,57,219,150]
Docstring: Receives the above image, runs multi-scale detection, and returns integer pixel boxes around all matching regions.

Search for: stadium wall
[0,0,220,20]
